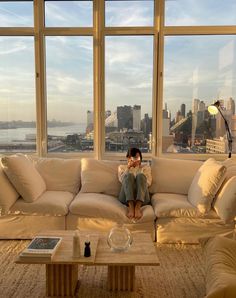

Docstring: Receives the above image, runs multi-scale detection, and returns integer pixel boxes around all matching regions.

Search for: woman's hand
[128,160,135,169]
[128,159,140,168]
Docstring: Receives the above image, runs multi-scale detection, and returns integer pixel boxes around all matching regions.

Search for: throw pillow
[1,154,46,203]
[0,161,19,214]
[188,158,226,214]
[80,158,121,197]
[213,176,236,223]
[201,236,236,298]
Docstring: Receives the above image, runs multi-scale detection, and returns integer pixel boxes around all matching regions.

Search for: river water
[0,123,87,143]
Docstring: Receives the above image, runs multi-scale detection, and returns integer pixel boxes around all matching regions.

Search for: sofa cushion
[35,157,81,194]
[188,158,226,214]
[1,154,46,203]
[69,193,155,223]
[222,158,236,181]
[151,193,219,219]
[201,236,236,298]
[80,158,121,197]
[213,176,236,223]
[9,191,74,216]
[0,162,19,215]
[149,157,202,195]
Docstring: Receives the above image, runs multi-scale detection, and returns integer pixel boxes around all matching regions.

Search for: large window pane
[105,36,153,153]
[105,0,154,27]
[165,0,236,26]
[46,36,93,152]
[0,1,33,27]
[0,37,36,152]
[163,36,236,154]
[45,1,93,27]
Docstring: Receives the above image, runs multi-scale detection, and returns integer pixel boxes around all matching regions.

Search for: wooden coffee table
[16,230,159,297]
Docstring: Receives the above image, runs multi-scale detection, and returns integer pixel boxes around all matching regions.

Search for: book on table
[20,236,62,259]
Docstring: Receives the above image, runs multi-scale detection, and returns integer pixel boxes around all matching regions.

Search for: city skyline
[1,96,236,154]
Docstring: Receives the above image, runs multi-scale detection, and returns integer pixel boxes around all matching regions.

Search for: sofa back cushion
[35,158,81,194]
[149,157,202,195]
[80,158,121,197]
[188,158,226,214]
[0,161,19,214]
[1,154,46,202]
[222,158,236,181]
[213,176,236,223]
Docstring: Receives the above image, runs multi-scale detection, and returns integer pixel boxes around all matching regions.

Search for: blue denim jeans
[118,173,150,206]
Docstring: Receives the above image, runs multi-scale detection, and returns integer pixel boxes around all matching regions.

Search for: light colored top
[118,164,152,186]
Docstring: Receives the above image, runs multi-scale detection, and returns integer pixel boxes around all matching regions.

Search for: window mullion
[34,0,47,156]
[155,0,164,157]
[94,0,105,160]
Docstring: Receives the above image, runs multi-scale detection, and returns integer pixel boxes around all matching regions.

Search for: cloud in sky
[165,0,236,25]
[45,1,92,27]
[0,2,33,27]
[105,0,154,26]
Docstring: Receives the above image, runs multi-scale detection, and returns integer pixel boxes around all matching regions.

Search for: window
[45,36,93,152]
[0,37,36,152]
[165,0,236,26]
[0,1,33,27]
[45,0,93,27]
[105,36,153,153]
[105,0,154,27]
[162,35,236,154]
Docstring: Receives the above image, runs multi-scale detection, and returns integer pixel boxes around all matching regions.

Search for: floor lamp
[208,100,233,158]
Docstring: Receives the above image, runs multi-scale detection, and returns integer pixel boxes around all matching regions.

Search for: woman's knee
[124,173,135,181]
[136,173,146,183]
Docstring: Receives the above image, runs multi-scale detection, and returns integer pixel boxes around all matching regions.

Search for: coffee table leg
[46,264,79,297]
[107,265,135,291]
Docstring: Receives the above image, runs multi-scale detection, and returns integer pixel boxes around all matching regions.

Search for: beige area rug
[0,240,206,298]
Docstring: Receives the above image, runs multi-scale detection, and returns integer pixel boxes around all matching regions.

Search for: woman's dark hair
[126,147,142,161]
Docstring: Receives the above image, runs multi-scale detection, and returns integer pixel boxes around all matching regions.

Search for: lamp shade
[208,105,219,115]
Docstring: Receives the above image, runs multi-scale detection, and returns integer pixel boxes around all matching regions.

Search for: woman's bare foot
[127,201,135,219]
[134,201,143,220]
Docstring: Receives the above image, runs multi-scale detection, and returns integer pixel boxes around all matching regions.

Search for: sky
[0,0,236,123]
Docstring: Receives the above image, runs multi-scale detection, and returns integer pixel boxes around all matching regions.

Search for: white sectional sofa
[0,154,235,243]
[150,158,235,243]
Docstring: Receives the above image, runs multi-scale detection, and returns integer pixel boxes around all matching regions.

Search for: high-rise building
[199,100,205,111]
[163,109,168,119]
[191,98,200,148]
[133,105,141,131]
[180,103,186,117]
[105,110,111,119]
[117,105,133,131]
[226,97,235,114]
[175,110,183,123]
[231,115,236,153]
[86,110,94,134]
[141,113,152,138]
[87,110,93,126]
[215,109,232,138]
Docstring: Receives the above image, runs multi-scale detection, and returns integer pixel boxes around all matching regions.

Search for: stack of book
[20,236,62,261]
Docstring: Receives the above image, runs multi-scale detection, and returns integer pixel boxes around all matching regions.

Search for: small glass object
[107,223,133,252]
[73,229,81,258]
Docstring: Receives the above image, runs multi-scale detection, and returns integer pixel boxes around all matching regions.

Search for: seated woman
[118,147,152,220]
